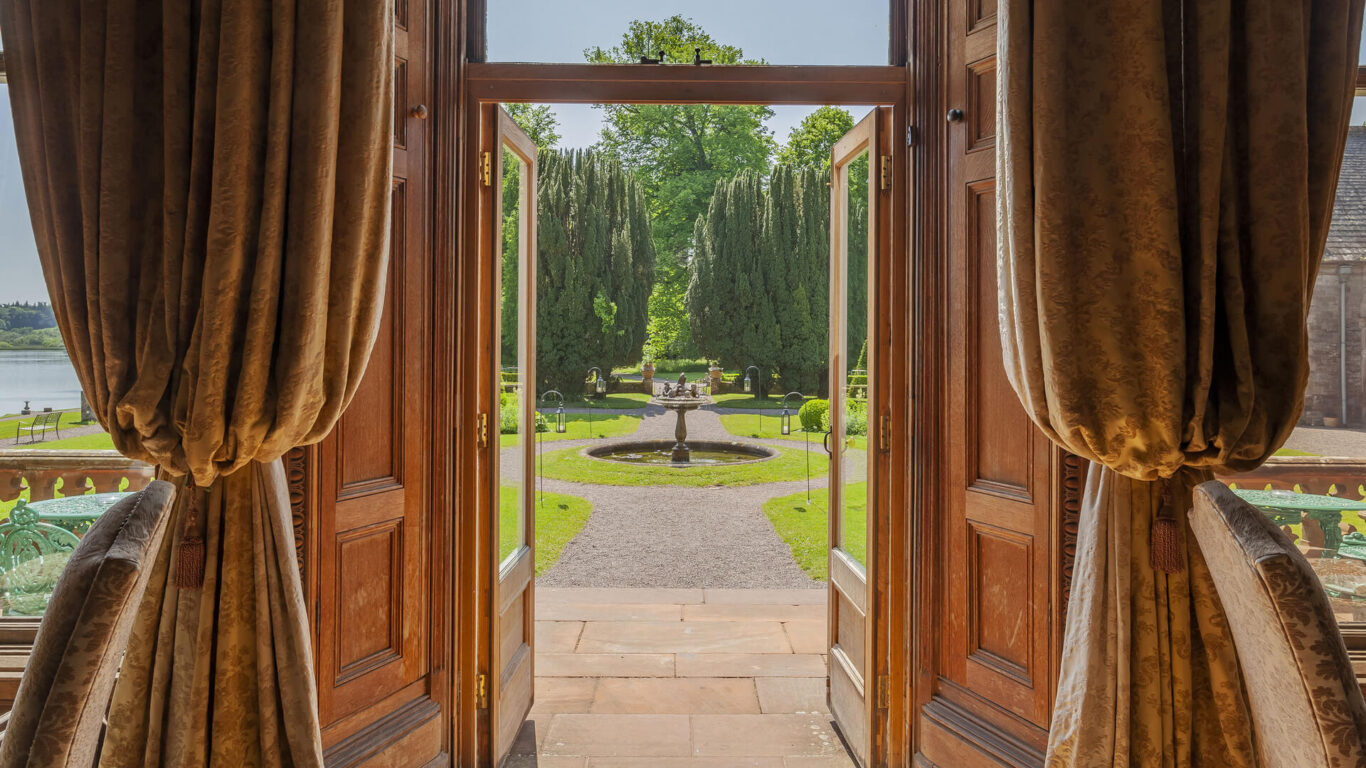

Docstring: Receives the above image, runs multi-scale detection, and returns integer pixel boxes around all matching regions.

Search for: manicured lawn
[711,393,803,411]
[1274,448,1320,457]
[571,392,651,409]
[717,413,869,451]
[500,413,642,447]
[763,482,866,581]
[537,443,828,487]
[24,432,116,451]
[0,410,88,441]
[498,485,592,576]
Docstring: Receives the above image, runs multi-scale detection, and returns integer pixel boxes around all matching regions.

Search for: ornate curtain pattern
[998,0,1363,764]
[0,0,394,764]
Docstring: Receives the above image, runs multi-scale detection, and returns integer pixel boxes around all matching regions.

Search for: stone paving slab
[513,588,856,765]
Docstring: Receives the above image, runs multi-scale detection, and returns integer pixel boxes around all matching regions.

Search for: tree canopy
[587,16,775,359]
[687,165,834,397]
[776,106,855,172]
[529,150,655,396]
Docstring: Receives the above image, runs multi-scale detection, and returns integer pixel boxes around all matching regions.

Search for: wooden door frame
[447,34,914,768]
[436,2,928,765]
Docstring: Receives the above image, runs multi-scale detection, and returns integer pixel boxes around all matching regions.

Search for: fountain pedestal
[652,392,709,464]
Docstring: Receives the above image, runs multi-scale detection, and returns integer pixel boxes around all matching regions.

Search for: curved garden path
[506,402,865,589]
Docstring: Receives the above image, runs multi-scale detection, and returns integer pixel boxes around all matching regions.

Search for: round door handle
[410,104,429,120]
[946,108,964,123]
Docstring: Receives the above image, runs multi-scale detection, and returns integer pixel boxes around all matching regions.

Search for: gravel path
[520,403,843,589]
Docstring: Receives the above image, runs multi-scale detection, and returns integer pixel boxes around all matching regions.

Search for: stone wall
[1303,264,1366,426]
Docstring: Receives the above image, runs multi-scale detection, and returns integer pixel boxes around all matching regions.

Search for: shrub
[500,391,549,434]
[816,399,868,437]
[798,398,829,431]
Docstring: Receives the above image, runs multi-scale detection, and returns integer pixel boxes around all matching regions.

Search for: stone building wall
[1302,265,1366,426]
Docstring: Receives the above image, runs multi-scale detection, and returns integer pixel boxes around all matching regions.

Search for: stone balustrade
[1220,456,1366,500]
[0,450,154,504]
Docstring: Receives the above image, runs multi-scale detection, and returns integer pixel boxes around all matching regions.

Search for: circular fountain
[585,373,779,466]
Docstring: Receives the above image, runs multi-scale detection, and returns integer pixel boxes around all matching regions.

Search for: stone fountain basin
[583,439,777,466]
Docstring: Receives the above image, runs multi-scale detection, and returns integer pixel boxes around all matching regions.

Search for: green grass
[763,482,867,581]
[710,393,803,411]
[0,411,88,441]
[24,432,116,451]
[501,414,643,447]
[1274,448,1320,457]
[497,485,592,575]
[537,443,829,487]
[570,392,650,409]
[717,413,868,451]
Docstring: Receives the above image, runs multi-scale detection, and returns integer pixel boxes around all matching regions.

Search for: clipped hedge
[798,398,829,431]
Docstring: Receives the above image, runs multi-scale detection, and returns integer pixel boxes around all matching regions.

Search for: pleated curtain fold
[997,0,1364,764]
[0,0,394,764]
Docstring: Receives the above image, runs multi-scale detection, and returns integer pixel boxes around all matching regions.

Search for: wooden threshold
[466,63,905,104]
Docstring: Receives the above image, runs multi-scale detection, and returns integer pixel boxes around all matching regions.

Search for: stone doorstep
[528,714,853,761]
[537,587,830,608]
[537,653,676,678]
[588,677,760,715]
[682,603,827,623]
[576,620,793,655]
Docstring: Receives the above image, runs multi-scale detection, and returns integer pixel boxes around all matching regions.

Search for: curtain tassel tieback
[1150,475,1185,574]
[175,484,206,589]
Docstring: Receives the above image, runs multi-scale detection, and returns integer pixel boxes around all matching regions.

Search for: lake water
[0,349,82,416]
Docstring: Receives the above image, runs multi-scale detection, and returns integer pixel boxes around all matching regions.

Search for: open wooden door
[477,104,539,767]
[827,107,892,768]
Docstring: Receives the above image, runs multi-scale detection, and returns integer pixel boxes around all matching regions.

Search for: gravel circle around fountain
[508,402,865,589]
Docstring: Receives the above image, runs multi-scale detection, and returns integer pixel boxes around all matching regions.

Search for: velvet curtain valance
[998,0,1363,764]
[0,0,394,764]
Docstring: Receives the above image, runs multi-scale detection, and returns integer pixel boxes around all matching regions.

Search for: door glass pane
[499,147,530,566]
[838,149,870,570]
[484,1,891,65]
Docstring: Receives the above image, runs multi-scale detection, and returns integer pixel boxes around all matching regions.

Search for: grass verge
[0,411,88,441]
[717,413,868,451]
[762,482,866,581]
[537,443,827,487]
[498,485,592,576]
[22,432,116,451]
[711,393,803,411]
[500,414,643,448]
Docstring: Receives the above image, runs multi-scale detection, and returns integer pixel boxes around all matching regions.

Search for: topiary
[798,398,829,432]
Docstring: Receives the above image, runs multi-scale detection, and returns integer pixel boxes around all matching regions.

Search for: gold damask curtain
[0,0,393,764]
[998,0,1362,764]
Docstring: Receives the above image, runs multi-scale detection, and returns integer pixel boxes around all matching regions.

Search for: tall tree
[777,106,855,172]
[501,103,561,150]
[529,150,656,396]
[587,16,775,359]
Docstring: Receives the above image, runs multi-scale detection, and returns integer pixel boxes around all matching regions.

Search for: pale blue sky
[1,10,1363,303]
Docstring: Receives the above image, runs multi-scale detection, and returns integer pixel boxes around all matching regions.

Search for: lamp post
[540,390,566,507]
[743,365,762,431]
[782,391,808,500]
[586,367,605,436]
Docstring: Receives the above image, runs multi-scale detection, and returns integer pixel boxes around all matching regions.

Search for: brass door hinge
[879,155,892,191]
[481,151,492,187]
[476,413,490,448]
[877,674,890,709]
[476,673,489,709]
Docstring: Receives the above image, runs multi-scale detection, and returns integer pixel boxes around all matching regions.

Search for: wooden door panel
[922,0,1056,763]
[309,1,443,764]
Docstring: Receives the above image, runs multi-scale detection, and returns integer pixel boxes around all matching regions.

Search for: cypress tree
[501,149,655,397]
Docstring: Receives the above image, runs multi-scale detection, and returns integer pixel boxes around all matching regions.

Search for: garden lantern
[743,373,751,392]
[744,365,760,395]
[587,367,607,397]
[543,390,567,434]
[781,392,803,437]
[596,376,608,395]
